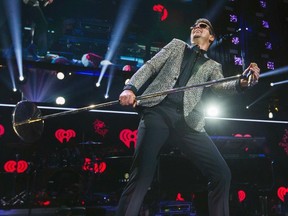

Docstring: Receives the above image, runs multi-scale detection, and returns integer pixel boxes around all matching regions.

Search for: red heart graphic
[4,160,28,173]
[277,187,288,202]
[55,129,76,143]
[119,129,137,149]
[238,190,246,202]
[0,124,5,137]
[82,158,106,174]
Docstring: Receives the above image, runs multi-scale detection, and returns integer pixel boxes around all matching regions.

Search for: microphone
[245,70,258,87]
[248,71,253,87]
[43,0,51,7]
[240,70,252,79]
[240,70,254,87]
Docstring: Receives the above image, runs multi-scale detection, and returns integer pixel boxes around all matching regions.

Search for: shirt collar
[188,44,209,59]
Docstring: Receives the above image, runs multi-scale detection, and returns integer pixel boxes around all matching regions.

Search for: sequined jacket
[126,38,241,132]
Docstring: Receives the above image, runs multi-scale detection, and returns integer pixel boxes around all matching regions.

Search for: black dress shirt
[166,45,209,105]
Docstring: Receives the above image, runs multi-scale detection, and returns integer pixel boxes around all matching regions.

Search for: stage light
[56,72,65,80]
[267,61,275,70]
[265,42,272,50]
[96,0,140,85]
[96,82,100,87]
[246,106,249,109]
[260,65,288,78]
[234,56,243,66]
[259,1,267,8]
[270,80,288,87]
[13,88,17,92]
[268,111,273,119]
[100,60,113,66]
[262,20,270,28]
[206,105,220,117]
[4,0,24,80]
[19,75,25,82]
[56,97,65,105]
[104,94,109,99]
[231,37,240,45]
[124,173,129,179]
[236,28,242,32]
[229,14,238,23]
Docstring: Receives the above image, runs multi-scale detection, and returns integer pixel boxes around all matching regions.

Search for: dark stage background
[0,0,288,215]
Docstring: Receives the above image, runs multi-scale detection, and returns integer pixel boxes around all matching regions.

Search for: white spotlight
[56,96,65,105]
[96,82,101,87]
[19,76,25,81]
[100,60,113,66]
[13,88,17,92]
[246,106,249,109]
[206,105,220,117]
[270,83,274,86]
[57,72,65,80]
[268,111,273,119]
[104,94,109,99]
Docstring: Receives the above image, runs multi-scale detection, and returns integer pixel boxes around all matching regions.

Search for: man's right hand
[119,90,137,107]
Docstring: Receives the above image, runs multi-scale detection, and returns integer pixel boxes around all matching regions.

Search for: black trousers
[116,101,231,216]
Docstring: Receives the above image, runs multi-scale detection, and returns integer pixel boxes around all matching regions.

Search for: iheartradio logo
[55,129,76,143]
[119,129,137,149]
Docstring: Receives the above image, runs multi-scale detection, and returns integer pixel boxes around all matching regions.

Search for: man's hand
[240,62,260,88]
[119,90,137,107]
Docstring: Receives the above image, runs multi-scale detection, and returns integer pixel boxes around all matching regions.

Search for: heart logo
[277,187,288,202]
[82,158,107,174]
[119,129,137,149]
[0,124,5,137]
[238,190,246,202]
[4,160,28,173]
[55,129,76,143]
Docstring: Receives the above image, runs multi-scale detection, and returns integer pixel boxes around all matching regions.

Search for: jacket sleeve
[209,62,242,95]
[124,39,180,93]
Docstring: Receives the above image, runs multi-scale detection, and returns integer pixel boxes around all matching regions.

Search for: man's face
[190,22,215,44]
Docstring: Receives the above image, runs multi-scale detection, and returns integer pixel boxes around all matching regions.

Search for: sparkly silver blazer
[126,38,240,132]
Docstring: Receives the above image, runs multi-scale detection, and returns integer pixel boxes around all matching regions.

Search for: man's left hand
[240,62,260,88]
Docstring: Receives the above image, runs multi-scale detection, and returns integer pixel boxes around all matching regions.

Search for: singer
[117,18,260,216]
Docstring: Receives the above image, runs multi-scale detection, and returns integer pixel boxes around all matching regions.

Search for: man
[117,18,260,216]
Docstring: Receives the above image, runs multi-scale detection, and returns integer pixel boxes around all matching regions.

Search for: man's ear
[209,35,215,43]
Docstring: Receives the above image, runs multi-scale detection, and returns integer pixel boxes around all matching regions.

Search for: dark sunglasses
[190,23,209,30]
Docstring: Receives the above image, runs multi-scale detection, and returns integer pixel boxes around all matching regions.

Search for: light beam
[4,0,23,79]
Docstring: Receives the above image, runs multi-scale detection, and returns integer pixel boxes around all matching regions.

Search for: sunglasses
[190,23,209,30]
